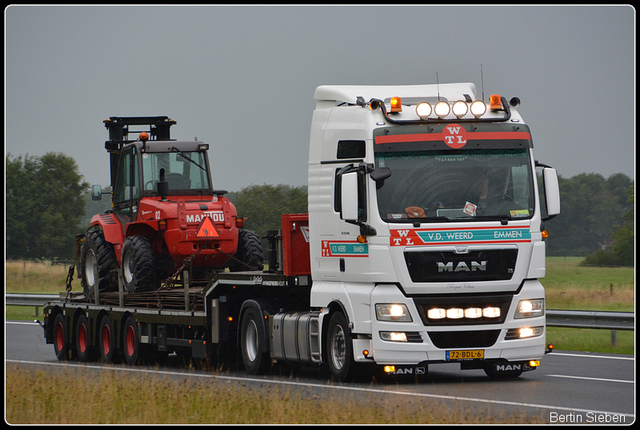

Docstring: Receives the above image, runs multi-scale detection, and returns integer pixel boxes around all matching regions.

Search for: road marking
[549,352,634,361]
[548,374,634,384]
[6,359,634,420]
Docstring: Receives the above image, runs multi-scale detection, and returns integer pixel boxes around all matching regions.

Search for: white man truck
[43,83,560,381]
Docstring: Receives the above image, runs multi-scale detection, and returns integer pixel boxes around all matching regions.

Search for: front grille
[413,293,512,326]
[404,248,518,283]
[428,330,501,348]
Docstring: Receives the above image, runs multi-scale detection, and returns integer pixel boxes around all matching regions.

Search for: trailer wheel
[122,235,157,293]
[98,315,118,363]
[122,316,140,365]
[75,313,95,362]
[326,312,355,382]
[240,307,270,374]
[53,313,69,361]
[79,229,118,302]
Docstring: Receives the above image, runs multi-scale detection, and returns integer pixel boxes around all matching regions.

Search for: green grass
[5,365,545,424]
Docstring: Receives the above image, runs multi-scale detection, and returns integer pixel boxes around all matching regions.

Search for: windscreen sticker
[322,241,369,257]
[390,226,531,246]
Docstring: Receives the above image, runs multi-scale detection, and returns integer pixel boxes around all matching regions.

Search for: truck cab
[307,83,560,379]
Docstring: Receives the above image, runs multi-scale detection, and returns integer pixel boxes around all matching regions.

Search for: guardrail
[7,292,634,329]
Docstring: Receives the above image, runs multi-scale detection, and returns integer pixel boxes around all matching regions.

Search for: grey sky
[5,5,635,191]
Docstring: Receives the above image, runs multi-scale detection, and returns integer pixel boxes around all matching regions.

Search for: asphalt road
[5,320,635,424]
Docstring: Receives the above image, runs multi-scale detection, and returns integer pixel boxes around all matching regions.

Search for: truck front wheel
[122,235,157,293]
[326,312,355,382]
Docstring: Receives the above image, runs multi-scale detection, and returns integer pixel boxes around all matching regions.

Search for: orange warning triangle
[196,216,219,238]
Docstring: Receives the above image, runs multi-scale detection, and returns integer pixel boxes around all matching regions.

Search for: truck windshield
[142,151,210,192]
[375,148,534,222]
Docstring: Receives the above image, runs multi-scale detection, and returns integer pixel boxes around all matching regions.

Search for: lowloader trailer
[44,83,560,381]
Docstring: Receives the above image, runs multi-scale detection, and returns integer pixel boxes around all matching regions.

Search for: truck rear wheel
[326,312,355,382]
[79,229,118,302]
[240,306,270,374]
[122,235,157,293]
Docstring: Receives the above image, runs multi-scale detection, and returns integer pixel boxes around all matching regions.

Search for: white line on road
[547,374,634,384]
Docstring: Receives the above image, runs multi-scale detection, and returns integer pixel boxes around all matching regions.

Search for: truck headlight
[514,299,545,319]
[375,304,412,322]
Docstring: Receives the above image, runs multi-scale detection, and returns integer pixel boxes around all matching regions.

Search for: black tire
[122,316,140,365]
[98,314,118,363]
[240,306,270,374]
[79,229,118,302]
[75,313,96,362]
[122,235,157,293]
[229,230,264,271]
[53,313,69,361]
[325,312,355,382]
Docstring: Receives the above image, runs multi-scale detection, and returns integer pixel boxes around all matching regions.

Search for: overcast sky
[5,5,635,192]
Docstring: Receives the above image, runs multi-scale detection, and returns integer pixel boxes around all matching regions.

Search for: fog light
[446,308,464,319]
[464,308,483,319]
[470,100,486,118]
[483,307,501,318]
[427,308,446,319]
[380,331,408,342]
[520,326,543,338]
[529,360,540,367]
[384,365,396,373]
[416,102,432,119]
[452,100,468,118]
[434,101,450,119]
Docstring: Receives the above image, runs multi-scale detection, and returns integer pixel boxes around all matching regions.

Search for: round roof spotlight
[470,100,487,118]
[509,97,521,107]
[452,100,468,119]
[434,101,450,119]
[415,102,432,119]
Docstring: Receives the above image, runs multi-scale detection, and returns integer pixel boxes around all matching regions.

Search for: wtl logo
[443,124,467,149]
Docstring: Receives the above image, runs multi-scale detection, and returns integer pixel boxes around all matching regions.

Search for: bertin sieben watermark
[549,410,628,424]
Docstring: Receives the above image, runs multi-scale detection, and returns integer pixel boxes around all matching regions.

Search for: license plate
[446,349,484,361]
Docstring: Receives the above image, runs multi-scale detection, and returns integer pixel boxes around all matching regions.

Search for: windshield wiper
[170,147,206,171]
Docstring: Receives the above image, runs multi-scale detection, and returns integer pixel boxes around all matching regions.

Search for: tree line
[5,152,634,266]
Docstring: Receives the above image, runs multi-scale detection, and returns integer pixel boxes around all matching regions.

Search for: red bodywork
[92,194,239,269]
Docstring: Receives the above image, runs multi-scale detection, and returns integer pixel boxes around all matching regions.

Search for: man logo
[437,261,487,272]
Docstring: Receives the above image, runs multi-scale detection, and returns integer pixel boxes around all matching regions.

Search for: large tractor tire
[79,229,118,302]
[121,235,158,293]
[229,230,264,272]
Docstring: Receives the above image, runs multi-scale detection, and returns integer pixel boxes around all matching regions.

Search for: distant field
[5,258,635,354]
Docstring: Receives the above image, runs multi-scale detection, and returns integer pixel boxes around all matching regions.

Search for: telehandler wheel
[240,307,270,374]
[229,230,264,271]
[75,313,96,362]
[326,312,355,382]
[122,235,157,293]
[79,229,118,302]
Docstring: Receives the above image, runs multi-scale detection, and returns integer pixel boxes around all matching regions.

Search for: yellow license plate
[446,349,484,361]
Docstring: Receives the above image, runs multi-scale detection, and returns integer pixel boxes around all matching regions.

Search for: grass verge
[5,364,545,424]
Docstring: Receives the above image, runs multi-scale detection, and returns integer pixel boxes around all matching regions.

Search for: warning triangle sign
[196,216,219,238]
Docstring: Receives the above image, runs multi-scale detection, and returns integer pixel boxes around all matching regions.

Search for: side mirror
[91,185,102,201]
[543,168,561,219]
[370,167,391,189]
[340,172,360,222]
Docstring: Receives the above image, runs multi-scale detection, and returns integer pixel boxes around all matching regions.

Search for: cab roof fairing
[313,83,479,105]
